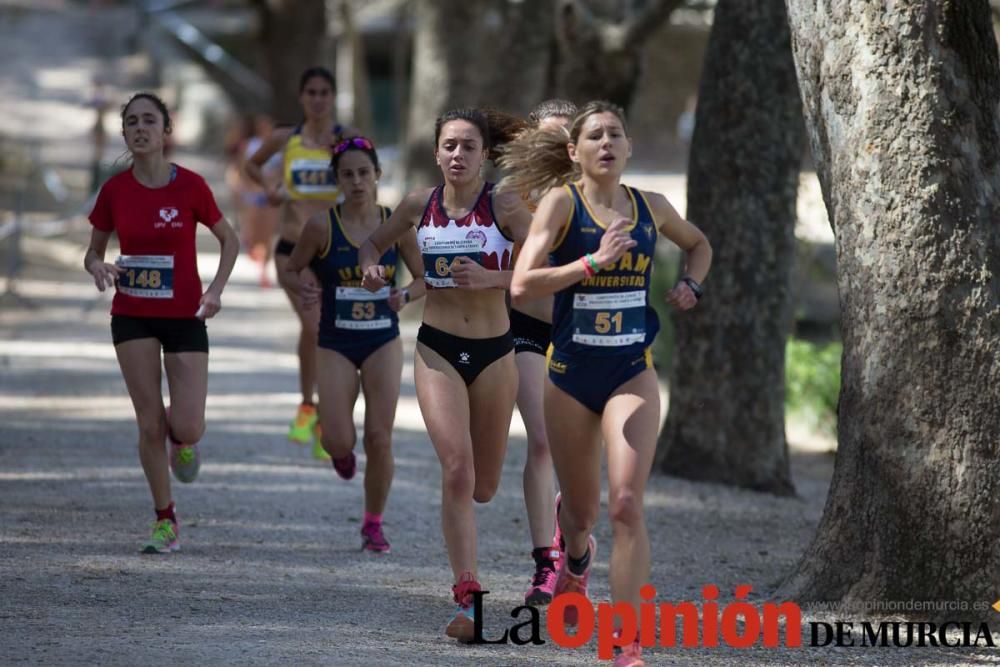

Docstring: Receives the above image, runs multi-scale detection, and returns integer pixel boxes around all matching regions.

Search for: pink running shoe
[331,451,356,480]
[361,521,390,553]
[552,534,597,628]
[524,548,560,606]
[445,572,481,643]
[612,630,646,667]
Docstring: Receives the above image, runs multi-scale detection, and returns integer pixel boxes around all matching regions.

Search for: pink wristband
[580,255,596,277]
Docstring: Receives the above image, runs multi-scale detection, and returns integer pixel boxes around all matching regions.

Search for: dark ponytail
[434,107,528,159]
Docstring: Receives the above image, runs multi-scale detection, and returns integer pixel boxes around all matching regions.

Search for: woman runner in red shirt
[84,92,239,554]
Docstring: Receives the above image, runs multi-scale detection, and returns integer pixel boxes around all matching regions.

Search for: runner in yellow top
[245,66,358,458]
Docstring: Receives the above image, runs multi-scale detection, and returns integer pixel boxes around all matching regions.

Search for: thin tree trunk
[656,0,803,496]
[780,0,1000,614]
[253,0,328,124]
[478,0,555,115]
[554,0,683,111]
[403,0,488,189]
[335,0,372,132]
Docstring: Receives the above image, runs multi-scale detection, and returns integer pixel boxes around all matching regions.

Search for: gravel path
[1,243,995,667]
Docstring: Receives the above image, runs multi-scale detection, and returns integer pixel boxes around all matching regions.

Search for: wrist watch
[680,276,703,300]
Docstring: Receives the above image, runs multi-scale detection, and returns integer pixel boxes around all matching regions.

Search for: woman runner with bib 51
[509,101,711,666]
[85,92,239,554]
[281,136,425,553]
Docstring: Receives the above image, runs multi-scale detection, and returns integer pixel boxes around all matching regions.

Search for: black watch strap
[681,276,703,300]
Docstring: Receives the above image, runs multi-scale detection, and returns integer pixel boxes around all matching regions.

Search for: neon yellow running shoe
[140,519,179,554]
[288,404,318,444]
[312,422,331,461]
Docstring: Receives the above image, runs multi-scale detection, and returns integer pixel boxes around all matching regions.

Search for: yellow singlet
[282,126,340,201]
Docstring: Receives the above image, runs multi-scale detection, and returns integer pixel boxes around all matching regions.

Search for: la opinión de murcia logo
[465,585,998,659]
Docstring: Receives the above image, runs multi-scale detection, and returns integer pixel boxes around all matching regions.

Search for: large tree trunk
[656,0,803,495]
[252,0,328,124]
[780,0,1000,614]
[553,0,684,111]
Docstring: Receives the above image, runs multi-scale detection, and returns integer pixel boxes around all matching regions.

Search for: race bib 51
[571,290,646,346]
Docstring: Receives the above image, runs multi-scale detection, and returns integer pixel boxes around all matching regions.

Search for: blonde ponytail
[495,125,577,202]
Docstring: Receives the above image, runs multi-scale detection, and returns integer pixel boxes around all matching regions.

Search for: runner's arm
[282,212,327,299]
[511,187,595,302]
[395,226,426,305]
[84,227,123,291]
[199,217,239,319]
[359,188,429,291]
[647,191,711,284]
[245,126,292,202]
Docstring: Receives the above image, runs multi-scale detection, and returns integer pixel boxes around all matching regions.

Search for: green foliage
[650,245,841,439]
[785,338,842,434]
[649,248,680,374]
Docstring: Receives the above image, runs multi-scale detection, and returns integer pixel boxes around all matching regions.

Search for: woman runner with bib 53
[85,92,239,554]
[281,136,425,553]
[509,101,711,666]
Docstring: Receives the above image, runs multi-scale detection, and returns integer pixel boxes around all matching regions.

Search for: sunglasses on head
[333,137,375,155]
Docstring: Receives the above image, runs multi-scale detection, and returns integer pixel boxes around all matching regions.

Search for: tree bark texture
[253,0,328,125]
[656,0,803,496]
[781,0,1000,614]
[477,0,555,117]
[403,0,491,188]
[554,0,684,111]
[403,0,554,188]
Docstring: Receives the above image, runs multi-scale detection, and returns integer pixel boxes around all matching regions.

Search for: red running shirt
[89,165,223,318]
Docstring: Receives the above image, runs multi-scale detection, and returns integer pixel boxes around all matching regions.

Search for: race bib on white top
[421,238,484,288]
[334,286,393,330]
[571,291,646,346]
[115,255,174,299]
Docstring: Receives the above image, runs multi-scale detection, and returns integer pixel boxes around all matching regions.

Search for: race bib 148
[115,255,174,299]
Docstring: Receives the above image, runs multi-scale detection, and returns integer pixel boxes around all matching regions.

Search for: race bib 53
[334,286,393,330]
